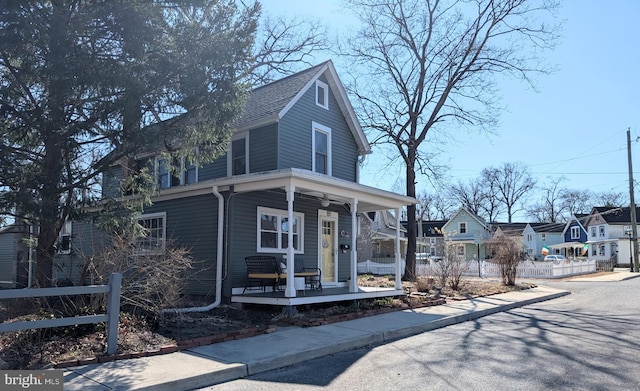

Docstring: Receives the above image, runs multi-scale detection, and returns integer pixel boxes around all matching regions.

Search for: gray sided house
[64,61,416,306]
[403,220,446,258]
[0,222,30,288]
[359,211,407,260]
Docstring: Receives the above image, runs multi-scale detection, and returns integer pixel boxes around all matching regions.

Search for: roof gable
[235,60,371,155]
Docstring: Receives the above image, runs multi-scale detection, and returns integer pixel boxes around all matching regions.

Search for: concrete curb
[234,288,571,378]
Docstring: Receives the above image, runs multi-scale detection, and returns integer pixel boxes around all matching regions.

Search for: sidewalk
[569,269,640,282]
[62,284,574,391]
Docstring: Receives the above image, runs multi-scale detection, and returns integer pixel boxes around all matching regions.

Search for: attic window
[458,222,467,234]
[316,80,328,110]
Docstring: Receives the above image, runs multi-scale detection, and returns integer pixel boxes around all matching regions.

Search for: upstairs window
[590,226,597,238]
[228,134,249,176]
[134,213,166,255]
[156,154,198,190]
[312,122,331,175]
[57,220,72,254]
[571,226,580,239]
[458,222,467,234]
[599,225,605,237]
[316,80,329,110]
[541,233,546,241]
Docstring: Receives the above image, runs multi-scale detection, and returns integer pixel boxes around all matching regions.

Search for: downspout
[163,185,224,313]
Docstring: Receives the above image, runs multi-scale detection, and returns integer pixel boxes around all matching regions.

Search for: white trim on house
[312,122,332,176]
[315,80,329,110]
[227,131,250,177]
[256,206,304,254]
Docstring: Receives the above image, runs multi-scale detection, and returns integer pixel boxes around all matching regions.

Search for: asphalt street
[202,278,640,391]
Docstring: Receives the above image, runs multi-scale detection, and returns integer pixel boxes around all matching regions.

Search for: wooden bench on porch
[243,256,322,293]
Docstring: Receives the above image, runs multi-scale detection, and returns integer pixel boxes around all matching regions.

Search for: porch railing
[0,273,122,355]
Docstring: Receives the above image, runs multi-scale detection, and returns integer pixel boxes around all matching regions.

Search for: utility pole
[627,128,639,272]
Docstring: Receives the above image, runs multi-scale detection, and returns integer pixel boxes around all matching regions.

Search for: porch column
[394,207,402,290]
[285,185,296,298]
[349,198,358,292]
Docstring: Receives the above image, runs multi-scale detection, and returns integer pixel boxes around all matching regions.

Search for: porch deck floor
[231,286,405,306]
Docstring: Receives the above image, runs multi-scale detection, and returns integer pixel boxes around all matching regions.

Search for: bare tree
[486,233,523,286]
[340,0,560,280]
[560,189,593,216]
[594,191,626,208]
[449,179,487,218]
[482,162,536,223]
[527,176,568,223]
[249,15,329,85]
[416,190,455,221]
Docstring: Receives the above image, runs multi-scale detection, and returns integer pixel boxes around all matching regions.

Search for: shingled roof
[590,206,639,225]
[235,62,327,127]
[234,60,370,154]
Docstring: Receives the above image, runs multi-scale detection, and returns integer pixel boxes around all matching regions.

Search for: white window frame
[599,244,605,256]
[312,122,332,175]
[570,226,580,240]
[227,132,249,176]
[134,212,166,256]
[429,246,436,256]
[155,155,198,189]
[315,80,329,110]
[599,225,605,237]
[257,206,304,254]
[590,226,597,238]
[458,222,467,234]
[57,220,72,254]
[457,245,465,256]
[429,237,436,245]
[541,233,546,241]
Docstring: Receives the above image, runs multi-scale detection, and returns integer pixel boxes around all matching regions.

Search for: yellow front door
[320,216,337,284]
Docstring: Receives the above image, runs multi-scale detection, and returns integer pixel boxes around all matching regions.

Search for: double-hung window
[257,207,304,253]
[312,122,331,175]
[229,135,248,176]
[458,222,467,234]
[134,212,166,255]
[571,226,580,240]
[57,220,72,254]
[156,155,198,189]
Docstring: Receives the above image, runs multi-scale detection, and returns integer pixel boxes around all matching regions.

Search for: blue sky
[261,1,640,210]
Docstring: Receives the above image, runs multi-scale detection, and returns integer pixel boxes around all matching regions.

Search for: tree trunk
[35,2,70,287]
[403,147,417,281]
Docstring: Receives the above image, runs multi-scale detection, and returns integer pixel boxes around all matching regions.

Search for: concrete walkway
[62,271,638,390]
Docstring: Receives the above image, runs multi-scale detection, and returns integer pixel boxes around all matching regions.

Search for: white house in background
[522,222,565,260]
[585,206,639,265]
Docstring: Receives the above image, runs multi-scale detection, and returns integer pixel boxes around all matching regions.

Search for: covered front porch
[231,285,405,306]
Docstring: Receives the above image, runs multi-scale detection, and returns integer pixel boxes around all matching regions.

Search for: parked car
[543,254,567,262]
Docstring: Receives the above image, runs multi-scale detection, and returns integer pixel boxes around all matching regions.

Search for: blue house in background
[55,61,416,307]
[547,214,589,258]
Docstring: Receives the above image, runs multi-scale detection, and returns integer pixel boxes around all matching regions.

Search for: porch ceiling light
[321,194,331,207]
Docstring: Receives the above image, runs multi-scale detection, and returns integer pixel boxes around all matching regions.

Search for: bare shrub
[414,276,434,292]
[434,243,470,291]
[486,234,523,286]
[81,235,194,318]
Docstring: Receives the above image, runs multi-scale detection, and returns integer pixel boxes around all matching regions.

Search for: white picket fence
[358,258,596,279]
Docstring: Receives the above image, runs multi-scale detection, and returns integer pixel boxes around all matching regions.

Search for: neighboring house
[441,208,492,261]
[56,61,416,306]
[585,206,639,265]
[522,223,565,260]
[547,214,589,258]
[404,220,447,258]
[359,211,407,260]
[0,222,30,288]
